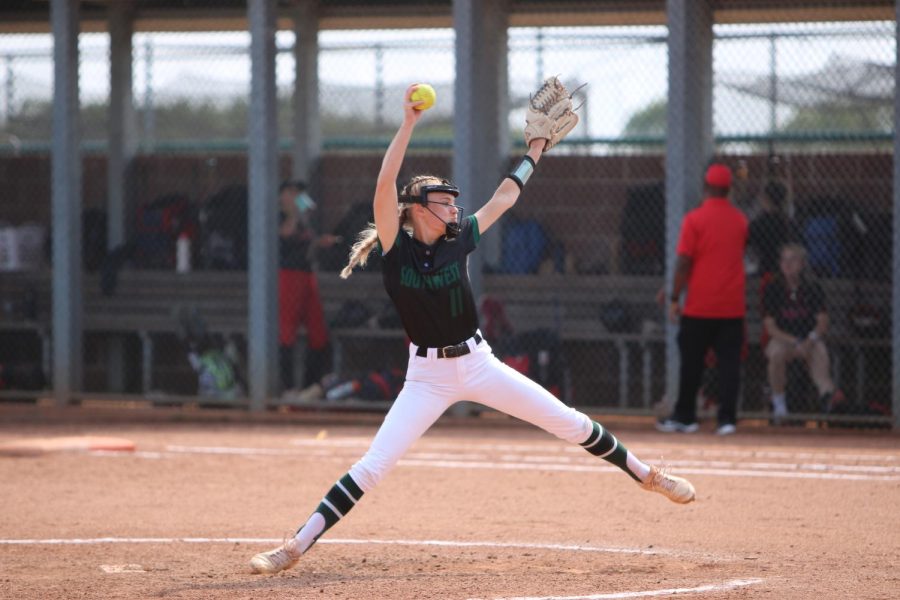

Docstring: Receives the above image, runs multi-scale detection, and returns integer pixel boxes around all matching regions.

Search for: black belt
[416,333,482,358]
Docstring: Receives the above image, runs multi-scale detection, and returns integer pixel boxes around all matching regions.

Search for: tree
[1,96,453,146]
[622,98,666,138]
[782,102,891,134]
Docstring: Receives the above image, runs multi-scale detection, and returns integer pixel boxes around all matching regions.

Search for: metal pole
[2,55,11,127]
[892,2,900,430]
[291,0,320,181]
[536,28,544,89]
[374,44,384,131]
[50,0,83,405]
[247,0,280,410]
[106,1,136,395]
[143,39,155,149]
[768,34,777,157]
[664,0,714,412]
[108,1,136,249]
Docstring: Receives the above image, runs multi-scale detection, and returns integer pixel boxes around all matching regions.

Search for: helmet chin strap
[424,204,461,239]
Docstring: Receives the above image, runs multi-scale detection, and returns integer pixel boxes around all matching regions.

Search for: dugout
[0,1,897,428]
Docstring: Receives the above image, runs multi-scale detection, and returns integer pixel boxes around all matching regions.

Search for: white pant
[348,335,593,492]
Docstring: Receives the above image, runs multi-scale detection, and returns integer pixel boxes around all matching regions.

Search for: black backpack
[199,185,248,270]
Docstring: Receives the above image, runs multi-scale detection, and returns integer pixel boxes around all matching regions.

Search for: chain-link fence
[0,3,894,426]
[712,19,894,423]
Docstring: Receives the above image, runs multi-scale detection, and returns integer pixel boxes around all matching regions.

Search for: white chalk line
[166,443,900,473]
[497,455,900,474]
[471,577,765,600]
[395,459,900,481]
[0,537,279,545]
[0,537,670,557]
[107,445,900,481]
[100,564,146,573]
[289,438,900,463]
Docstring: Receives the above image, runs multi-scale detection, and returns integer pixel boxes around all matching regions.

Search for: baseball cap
[705,163,732,188]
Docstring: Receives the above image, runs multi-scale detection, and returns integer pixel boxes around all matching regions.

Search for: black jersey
[763,278,825,338]
[279,210,313,271]
[380,215,481,348]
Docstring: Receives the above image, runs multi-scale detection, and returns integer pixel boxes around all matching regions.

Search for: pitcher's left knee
[348,451,396,492]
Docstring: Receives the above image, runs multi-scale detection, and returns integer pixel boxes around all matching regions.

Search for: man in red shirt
[657,163,748,435]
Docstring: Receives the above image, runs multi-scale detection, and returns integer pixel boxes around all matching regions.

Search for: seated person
[763,244,844,419]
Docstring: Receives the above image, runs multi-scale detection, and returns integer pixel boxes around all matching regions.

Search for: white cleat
[715,423,737,436]
[641,465,696,504]
[250,537,302,574]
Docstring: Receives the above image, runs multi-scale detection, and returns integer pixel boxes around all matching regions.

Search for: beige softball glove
[524,76,579,152]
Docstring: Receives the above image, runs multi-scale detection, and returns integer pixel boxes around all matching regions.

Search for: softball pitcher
[250,80,695,575]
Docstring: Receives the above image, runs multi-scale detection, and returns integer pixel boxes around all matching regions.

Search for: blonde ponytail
[340,224,379,279]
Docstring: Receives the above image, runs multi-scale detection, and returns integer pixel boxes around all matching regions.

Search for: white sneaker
[655,419,699,434]
[641,465,696,504]
[250,537,302,574]
[715,423,737,436]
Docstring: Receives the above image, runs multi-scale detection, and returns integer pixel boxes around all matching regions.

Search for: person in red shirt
[657,163,748,435]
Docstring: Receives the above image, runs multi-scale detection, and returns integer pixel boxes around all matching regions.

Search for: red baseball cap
[705,163,732,188]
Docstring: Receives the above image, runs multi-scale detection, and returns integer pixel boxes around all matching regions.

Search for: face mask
[294,192,316,214]
[399,182,463,239]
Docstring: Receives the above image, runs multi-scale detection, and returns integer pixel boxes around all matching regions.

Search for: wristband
[808,331,819,342]
[507,155,536,191]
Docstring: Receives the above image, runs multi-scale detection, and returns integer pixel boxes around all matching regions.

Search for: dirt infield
[1,406,898,600]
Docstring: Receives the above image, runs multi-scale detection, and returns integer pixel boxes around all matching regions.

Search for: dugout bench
[0,269,890,414]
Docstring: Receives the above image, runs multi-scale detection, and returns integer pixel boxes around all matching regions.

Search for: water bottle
[176,233,191,273]
[537,350,550,384]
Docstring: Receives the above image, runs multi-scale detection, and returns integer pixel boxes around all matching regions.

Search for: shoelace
[266,546,296,567]
[268,536,301,564]
[644,460,677,491]
[653,469,678,493]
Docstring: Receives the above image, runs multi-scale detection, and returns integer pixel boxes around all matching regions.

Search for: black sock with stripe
[580,421,641,482]
[294,473,364,553]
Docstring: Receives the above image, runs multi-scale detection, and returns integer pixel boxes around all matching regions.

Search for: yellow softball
[410,83,436,111]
